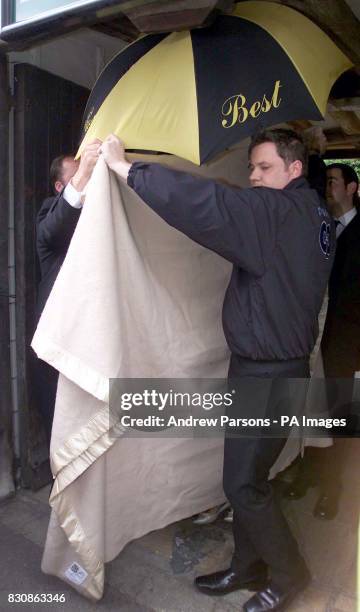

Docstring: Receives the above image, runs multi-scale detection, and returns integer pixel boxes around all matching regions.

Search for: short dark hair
[49,154,73,193]
[327,163,360,207]
[248,128,308,174]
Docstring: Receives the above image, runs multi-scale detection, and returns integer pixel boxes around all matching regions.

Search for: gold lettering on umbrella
[221,80,282,128]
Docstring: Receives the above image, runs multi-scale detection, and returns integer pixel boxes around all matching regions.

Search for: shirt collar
[335,207,357,228]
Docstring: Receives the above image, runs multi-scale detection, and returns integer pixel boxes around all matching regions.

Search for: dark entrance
[13,63,89,489]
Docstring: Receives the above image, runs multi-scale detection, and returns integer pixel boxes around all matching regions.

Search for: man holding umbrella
[100,128,334,612]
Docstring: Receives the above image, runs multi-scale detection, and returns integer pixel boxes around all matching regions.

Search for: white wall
[8,27,127,89]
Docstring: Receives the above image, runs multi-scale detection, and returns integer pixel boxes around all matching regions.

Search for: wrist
[71,172,89,193]
[111,160,132,181]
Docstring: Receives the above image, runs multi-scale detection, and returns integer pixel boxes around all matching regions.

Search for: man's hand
[100,134,132,181]
[71,139,102,192]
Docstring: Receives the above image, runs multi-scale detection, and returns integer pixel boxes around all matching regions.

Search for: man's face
[326,168,354,213]
[248,142,301,189]
[55,158,79,193]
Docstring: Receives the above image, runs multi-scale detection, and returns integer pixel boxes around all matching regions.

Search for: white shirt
[63,181,84,209]
[334,207,357,238]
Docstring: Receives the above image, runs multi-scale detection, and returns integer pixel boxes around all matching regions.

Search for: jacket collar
[284,176,309,190]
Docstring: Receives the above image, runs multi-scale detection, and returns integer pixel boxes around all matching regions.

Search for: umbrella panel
[81,33,167,137]
[193,15,322,163]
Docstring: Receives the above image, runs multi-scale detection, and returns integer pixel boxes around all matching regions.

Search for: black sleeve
[36,192,81,251]
[127,162,286,276]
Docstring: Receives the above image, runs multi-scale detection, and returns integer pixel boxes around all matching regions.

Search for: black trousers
[223,354,309,589]
[35,358,59,448]
[316,327,360,489]
[299,377,357,492]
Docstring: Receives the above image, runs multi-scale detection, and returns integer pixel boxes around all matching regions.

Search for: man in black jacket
[37,143,100,315]
[36,141,101,444]
[100,129,334,612]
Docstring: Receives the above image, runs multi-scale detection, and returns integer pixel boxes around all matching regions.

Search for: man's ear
[289,159,303,178]
[54,180,64,193]
[347,181,358,197]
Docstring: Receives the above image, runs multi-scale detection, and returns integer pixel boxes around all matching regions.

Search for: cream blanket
[31,149,251,600]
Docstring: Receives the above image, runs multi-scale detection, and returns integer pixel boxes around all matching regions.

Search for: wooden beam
[328,97,360,112]
[328,109,360,135]
[326,130,360,145]
[325,147,360,158]
[259,0,360,67]
[120,0,233,33]
[92,17,139,42]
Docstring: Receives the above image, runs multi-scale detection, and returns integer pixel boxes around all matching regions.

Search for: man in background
[285,163,360,519]
[316,162,360,518]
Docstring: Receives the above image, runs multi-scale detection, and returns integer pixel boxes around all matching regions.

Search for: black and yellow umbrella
[78,0,352,165]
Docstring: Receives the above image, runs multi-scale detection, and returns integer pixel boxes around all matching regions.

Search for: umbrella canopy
[78,0,352,165]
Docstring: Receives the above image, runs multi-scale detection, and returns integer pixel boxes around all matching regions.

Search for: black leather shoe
[195,567,268,596]
[243,575,311,612]
[313,490,340,520]
[282,476,316,500]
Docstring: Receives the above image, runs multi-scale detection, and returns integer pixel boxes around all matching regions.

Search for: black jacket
[36,193,81,317]
[128,163,335,361]
[321,211,360,376]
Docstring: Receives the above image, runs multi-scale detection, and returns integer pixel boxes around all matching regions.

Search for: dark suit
[37,193,81,316]
[35,193,81,442]
[322,211,360,377]
[318,210,360,490]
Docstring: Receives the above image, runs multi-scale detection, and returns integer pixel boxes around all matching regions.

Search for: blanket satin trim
[32,331,110,403]
[50,497,105,600]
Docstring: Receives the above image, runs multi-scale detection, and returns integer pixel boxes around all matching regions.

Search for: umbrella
[78,0,352,165]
